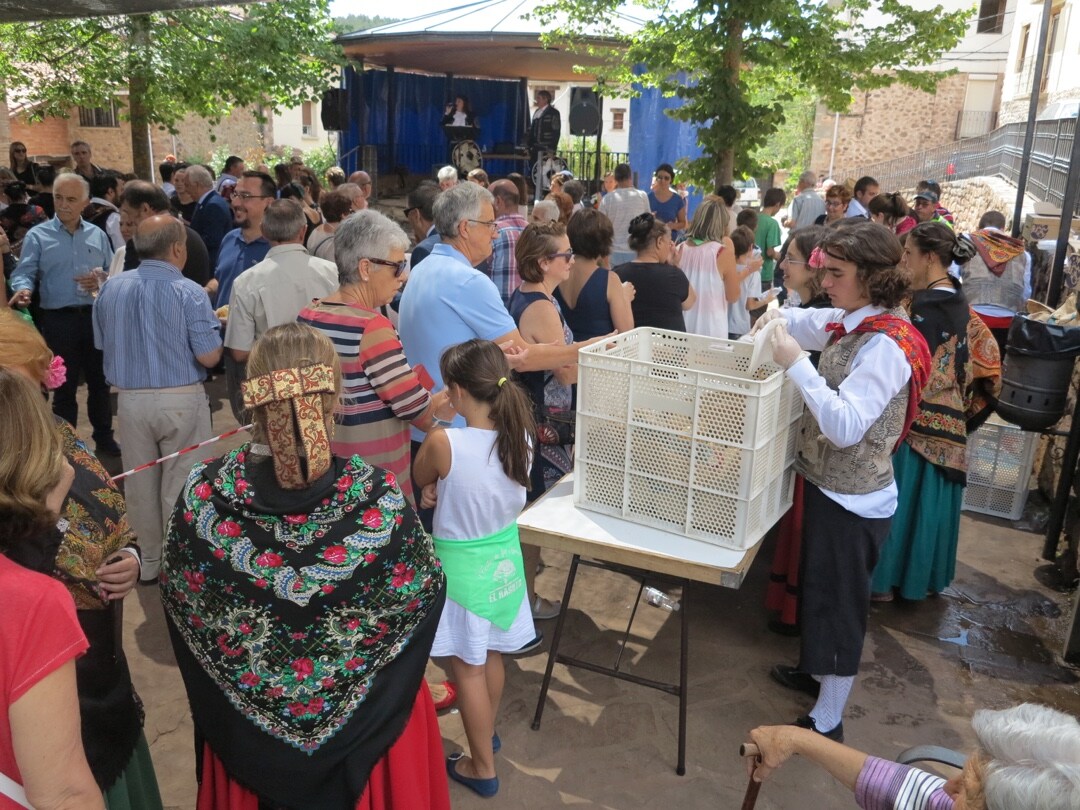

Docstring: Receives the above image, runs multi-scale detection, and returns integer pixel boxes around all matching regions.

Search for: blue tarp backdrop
[629,79,706,218]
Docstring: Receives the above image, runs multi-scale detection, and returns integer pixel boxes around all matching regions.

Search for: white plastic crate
[962,416,1038,521]
[574,328,801,550]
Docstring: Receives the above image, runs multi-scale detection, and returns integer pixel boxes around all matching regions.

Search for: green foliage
[333,14,400,34]
[747,89,816,183]
[193,141,339,181]
[533,0,972,188]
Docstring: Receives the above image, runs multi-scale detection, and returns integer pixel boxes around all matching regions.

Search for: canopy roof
[0,0,234,22]
[338,0,640,82]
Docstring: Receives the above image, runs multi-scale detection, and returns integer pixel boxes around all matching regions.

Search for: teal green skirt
[103,732,163,810]
[871,442,964,600]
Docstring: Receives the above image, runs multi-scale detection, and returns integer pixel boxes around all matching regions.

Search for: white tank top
[680,240,728,337]
[433,427,527,540]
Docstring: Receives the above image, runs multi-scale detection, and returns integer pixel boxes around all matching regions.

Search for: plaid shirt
[491,214,528,307]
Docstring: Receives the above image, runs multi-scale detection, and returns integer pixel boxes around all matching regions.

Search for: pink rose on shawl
[291,658,315,680]
[213,548,226,559]
[335,475,354,492]
[285,514,308,525]
[289,702,307,717]
[235,479,249,495]
[363,553,377,564]
[44,355,66,390]
[384,472,397,489]
[239,672,261,687]
[362,508,383,529]
[345,657,364,671]
[391,564,414,589]
[256,552,283,568]
[239,622,253,634]
[321,585,335,595]
[267,686,284,698]
[322,545,347,564]
[194,482,212,500]
[183,510,194,524]
[321,677,335,689]
[216,520,241,537]
[190,614,205,629]
[307,697,325,714]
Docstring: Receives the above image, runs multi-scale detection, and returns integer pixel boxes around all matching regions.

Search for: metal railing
[836,116,1079,216]
[955,110,998,139]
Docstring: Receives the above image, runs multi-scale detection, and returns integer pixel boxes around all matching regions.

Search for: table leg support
[677,579,689,776]
[532,553,581,731]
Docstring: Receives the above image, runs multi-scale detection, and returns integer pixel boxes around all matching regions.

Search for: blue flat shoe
[447,753,499,797]
[492,732,501,753]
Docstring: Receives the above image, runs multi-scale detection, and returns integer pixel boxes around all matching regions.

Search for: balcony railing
[955,110,998,139]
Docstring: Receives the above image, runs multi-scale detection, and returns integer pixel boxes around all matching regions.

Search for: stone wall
[811,73,971,177]
[931,176,1040,233]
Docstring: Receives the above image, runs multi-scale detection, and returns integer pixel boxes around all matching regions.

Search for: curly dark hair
[819,220,910,308]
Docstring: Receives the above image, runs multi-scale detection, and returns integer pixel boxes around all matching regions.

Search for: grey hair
[338,182,364,204]
[974,703,1080,810]
[133,217,185,261]
[799,170,817,187]
[334,209,409,286]
[53,173,90,200]
[437,165,458,185]
[184,164,213,191]
[433,181,493,239]
[261,199,307,243]
[531,200,559,224]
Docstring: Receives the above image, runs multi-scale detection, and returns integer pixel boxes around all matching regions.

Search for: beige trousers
[118,386,211,579]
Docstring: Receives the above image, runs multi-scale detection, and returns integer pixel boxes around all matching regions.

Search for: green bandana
[433,524,526,630]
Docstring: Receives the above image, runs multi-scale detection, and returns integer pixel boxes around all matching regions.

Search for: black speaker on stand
[320,88,349,131]
[569,87,603,192]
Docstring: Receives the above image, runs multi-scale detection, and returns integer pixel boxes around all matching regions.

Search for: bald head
[489,179,519,216]
[347,171,372,198]
[134,214,186,263]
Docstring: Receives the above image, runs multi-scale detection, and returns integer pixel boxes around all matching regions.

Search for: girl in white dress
[413,338,537,799]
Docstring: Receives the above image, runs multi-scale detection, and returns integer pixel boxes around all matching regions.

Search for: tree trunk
[713,16,743,188]
[127,15,153,181]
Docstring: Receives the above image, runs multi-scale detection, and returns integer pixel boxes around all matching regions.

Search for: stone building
[810,0,1016,178]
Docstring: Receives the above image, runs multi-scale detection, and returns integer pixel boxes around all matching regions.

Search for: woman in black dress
[613,213,696,331]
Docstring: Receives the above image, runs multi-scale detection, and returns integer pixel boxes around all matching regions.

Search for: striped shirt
[855,756,953,810]
[93,259,222,389]
[298,301,430,502]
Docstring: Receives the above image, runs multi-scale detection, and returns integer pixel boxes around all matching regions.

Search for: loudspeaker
[320,88,349,131]
[569,87,602,137]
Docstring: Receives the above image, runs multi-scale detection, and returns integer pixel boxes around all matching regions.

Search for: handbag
[538,406,575,446]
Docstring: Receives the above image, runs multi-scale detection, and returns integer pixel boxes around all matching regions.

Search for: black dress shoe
[767,619,800,637]
[792,714,844,743]
[769,664,821,697]
[95,437,122,457]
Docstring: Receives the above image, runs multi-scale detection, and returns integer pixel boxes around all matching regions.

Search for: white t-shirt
[600,187,651,251]
[728,265,761,337]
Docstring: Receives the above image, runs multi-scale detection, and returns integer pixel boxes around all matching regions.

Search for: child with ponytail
[412,338,538,798]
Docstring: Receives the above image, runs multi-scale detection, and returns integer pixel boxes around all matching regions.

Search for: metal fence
[836,117,1079,216]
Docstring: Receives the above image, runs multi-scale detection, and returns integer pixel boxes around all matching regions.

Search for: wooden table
[517,474,764,774]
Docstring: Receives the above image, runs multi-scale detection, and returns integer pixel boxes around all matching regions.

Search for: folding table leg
[677,578,689,776]
[532,553,581,730]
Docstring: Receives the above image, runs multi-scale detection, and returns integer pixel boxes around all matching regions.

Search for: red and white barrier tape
[108,424,253,483]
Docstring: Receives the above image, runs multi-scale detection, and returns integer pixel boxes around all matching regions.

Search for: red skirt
[196,682,451,810]
[764,474,805,627]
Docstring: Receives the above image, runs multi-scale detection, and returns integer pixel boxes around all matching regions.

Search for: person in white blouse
[752,220,931,744]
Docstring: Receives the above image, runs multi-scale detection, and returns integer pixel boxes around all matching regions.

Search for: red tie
[825,322,847,338]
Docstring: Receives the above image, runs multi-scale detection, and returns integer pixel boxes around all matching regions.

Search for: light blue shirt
[10,216,113,309]
[93,259,222,389]
[398,242,517,442]
[214,228,271,308]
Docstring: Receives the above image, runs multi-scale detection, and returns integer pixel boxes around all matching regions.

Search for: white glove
[770,322,803,369]
[749,307,786,337]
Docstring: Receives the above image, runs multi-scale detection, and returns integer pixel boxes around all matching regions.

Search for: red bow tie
[825,322,847,338]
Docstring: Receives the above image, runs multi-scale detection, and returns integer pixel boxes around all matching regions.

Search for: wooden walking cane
[740,743,762,810]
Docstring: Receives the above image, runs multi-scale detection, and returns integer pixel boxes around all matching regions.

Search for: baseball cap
[914,190,939,204]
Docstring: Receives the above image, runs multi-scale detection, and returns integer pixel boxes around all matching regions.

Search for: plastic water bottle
[643,586,681,612]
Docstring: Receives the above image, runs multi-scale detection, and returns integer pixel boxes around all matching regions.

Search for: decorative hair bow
[241,363,336,490]
[44,355,67,390]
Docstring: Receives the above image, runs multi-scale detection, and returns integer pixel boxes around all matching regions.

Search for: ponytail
[439,339,537,489]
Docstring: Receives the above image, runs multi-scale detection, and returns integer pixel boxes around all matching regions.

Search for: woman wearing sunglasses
[298,209,453,507]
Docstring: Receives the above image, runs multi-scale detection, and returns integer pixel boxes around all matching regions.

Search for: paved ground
[79,352,1080,809]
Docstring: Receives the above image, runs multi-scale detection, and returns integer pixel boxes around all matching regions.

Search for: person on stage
[441,95,478,131]
[528,90,561,194]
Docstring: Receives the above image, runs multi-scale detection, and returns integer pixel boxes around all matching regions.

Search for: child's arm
[746,287,779,310]
[413,429,452,491]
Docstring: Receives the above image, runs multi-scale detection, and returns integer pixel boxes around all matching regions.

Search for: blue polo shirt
[214,228,270,308]
[10,216,113,309]
[93,259,222,389]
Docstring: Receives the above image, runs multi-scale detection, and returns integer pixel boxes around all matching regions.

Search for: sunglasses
[365,257,408,277]
[546,250,574,261]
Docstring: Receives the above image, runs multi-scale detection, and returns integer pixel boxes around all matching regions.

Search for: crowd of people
[1,136,1077,809]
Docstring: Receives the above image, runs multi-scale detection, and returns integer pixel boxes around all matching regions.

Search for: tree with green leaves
[534,0,972,188]
[0,1,342,179]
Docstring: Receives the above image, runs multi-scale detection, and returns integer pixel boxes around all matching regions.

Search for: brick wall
[810,73,970,177]
[171,107,271,165]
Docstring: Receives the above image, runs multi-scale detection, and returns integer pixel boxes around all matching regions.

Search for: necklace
[926,277,953,290]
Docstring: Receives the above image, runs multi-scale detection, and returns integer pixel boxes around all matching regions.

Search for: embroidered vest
[794,329,909,494]
[962,252,1026,313]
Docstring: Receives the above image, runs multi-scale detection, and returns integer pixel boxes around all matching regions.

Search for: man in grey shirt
[599,162,651,265]
[785,170,826,232]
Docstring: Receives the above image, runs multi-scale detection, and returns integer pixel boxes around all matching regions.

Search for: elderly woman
[0,369,106,810]
[306,189,352,262]
[747,703,1080,809]
[815,183,853,226]
[162,322,450,810]
[298,210,452,504]
[871,223,999,602]
[554,208,634,341]
[616,212,697,332]
[0,310,163,807]
[531,199,560,225]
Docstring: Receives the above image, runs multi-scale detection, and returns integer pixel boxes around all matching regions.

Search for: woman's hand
[745,726,801,783]
[420,483,439,509]
[429,389,456,423]
[621,280,636,303]
[95,552,140,601]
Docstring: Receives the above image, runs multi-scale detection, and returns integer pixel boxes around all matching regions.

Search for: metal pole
[1045,119,1080,309]
[1011,0,1054,238]
[594,92,604,196]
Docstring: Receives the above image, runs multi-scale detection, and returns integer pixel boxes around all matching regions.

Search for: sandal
[431,680,457,711]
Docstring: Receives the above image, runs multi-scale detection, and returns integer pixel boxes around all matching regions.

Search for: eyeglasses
[365,257,408,277]
[232,192,272,200]
[403,206,417,217]
[546,250,574,261]
[655,175,672,182]
[12,148,26,153]
[784,259,808,265]
[467,219,498,231]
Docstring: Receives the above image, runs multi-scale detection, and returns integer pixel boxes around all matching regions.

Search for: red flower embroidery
[335,475,354,492]
[289,702,307,717]
[321,677,335,689]
[256,552,283,568]
[194,482,212,500]
[239,622,252,634]
[346,618,361,631]
[322,545,347,564]
[254,578,268,589]
[216,520,241,538]
[213,548,226,559]
[239,672,261,687]
[285,514,307,525]
[235,479,249,495]
[183,510,194,524]
[362,508,383,529]
[363,553,377,564]
[384,472,397,489]
[405,598,420,613]
[291,658,315,680]
[345,657,363,670]
[267,686,284,698]
[190,614,204,629]
[184,570,206,592]
[321,585,334,594]
[394,514,403,525]
[308,697,325,714]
